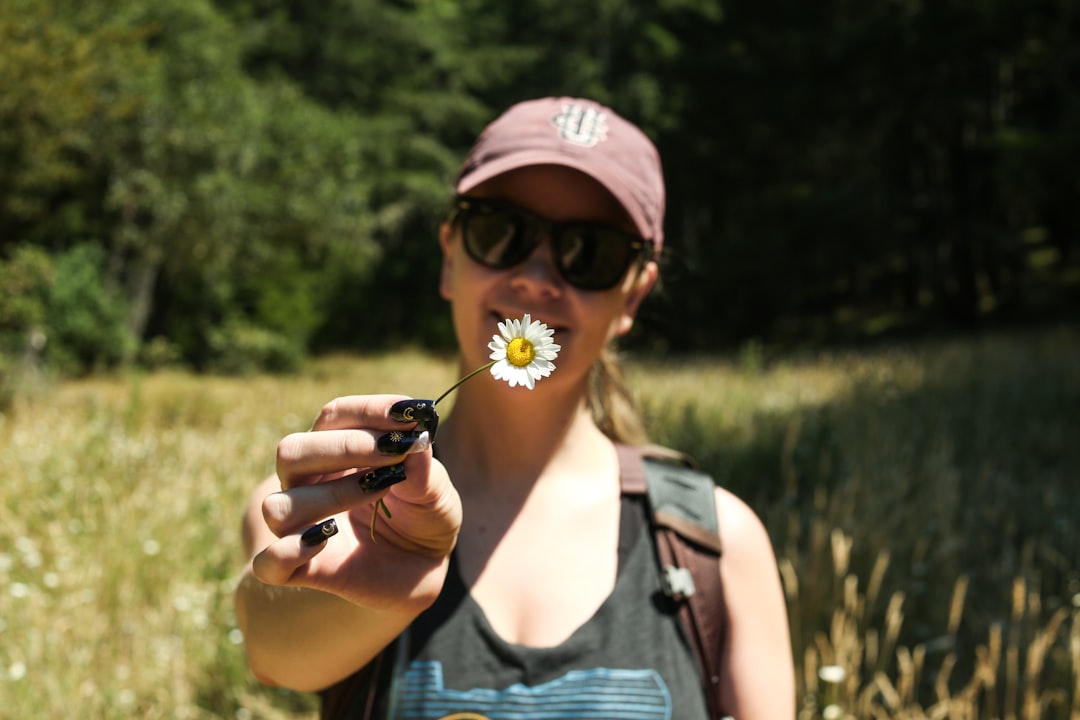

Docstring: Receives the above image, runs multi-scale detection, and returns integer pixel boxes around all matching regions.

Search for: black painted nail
[301,518,338,546]
[423,413,439,441]
[376,430,430,455]
[389,399,437,425]
[358,463,407,492]
[389,399,440,442]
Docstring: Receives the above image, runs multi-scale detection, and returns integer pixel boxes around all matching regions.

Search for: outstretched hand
[249,394,461,612]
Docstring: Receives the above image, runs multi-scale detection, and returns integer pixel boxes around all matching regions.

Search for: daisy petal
[486,314,560,391]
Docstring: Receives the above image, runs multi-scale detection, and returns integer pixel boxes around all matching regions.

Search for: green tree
[46,244,136,374]
[213,0,504,349]
[1,0,384,370]
[0,245,54,402]
[0,0,150,251]
[3,0,1077,370]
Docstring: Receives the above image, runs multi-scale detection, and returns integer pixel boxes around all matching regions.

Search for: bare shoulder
[711,487,796,717]
[712,485,775,560]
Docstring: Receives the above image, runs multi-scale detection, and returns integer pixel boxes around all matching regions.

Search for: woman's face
[439,165,658,387]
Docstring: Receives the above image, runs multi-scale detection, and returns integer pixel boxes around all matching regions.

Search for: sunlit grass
[637,328,1080,719]
[1,331,1077,718]
[0,351,455,719]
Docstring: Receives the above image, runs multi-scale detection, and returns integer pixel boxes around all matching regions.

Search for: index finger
[309,394,415,432]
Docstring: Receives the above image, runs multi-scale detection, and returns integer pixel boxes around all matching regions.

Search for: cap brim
[456,151,653,242]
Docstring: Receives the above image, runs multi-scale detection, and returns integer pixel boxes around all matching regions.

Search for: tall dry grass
[637,326,1080,719]
[1,329,1077,718]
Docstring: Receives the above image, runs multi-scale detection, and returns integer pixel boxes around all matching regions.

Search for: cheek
[439,239,462,301]
[571,297,630,352]
[441,241,478,302]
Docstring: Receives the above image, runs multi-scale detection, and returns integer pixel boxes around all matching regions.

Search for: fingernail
[422,415,439,442]
[301,518,338,546]
[376,430,430,455]
[389,399,437,425]
[358,463,407,492]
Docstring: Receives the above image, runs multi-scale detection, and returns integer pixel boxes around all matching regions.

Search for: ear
[614,260,659,337]
[438,222,454,301]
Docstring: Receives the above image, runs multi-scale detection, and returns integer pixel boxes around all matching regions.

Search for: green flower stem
[434,359,498,406]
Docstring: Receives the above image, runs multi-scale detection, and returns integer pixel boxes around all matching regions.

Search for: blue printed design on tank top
[399,661,672,720]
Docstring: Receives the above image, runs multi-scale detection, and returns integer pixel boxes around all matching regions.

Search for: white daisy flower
[487,314,561,390]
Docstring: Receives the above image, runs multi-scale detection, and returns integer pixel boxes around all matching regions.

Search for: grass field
[1,327,1077,718]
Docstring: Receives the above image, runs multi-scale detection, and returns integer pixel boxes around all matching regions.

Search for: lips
[491,311,566,335]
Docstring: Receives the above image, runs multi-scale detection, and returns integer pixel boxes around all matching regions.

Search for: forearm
[235,567,417,692]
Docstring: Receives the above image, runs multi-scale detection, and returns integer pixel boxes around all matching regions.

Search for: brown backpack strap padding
[638,442,699,469]
[654,509,724,555]
[617,443,648,493]
[618,443,728,720]
[655,524,726,719]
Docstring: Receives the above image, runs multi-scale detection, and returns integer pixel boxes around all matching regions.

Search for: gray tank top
[376,493,710,719]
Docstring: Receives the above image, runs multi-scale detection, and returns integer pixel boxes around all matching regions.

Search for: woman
[236,97,795,719]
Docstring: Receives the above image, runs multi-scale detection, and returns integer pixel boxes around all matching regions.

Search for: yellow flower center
[505,337,536,367]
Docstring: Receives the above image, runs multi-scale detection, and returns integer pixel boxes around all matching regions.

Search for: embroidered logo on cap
[551,103,608,147]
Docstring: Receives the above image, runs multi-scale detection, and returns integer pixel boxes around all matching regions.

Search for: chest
[456,492,621,647]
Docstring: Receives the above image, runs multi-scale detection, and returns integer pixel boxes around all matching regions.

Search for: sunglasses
[449,195,654,291]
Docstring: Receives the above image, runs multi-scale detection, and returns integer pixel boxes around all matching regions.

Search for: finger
[263,458,422,537]
[263,472,365,537]
[309,394,421,432]
[383,451,439,506]
[369,453,461,556]
[276,427,429,489]
[250,520,343,586]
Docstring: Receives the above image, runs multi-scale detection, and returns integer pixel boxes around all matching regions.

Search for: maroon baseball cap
[456,97,666,250]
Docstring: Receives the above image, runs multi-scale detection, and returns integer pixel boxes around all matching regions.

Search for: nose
[510,232,563,293]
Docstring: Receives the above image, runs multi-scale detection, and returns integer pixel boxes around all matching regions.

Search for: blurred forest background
[2,0,1077,384]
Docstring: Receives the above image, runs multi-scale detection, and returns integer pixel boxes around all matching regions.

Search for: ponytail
[588,345,649,446]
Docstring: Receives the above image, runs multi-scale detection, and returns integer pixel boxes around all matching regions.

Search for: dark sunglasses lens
[462,208,533,269]
[556,228,637,290]
[456,199,645,291]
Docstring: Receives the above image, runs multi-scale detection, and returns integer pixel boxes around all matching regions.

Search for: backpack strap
[617,444,728,719]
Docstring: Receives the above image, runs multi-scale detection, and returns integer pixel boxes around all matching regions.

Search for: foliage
[0,0,380,373]
[0,243,134,377]
[0,245,52,342]
[642,0,1080,348]
[0,245,54,408]
[45,244,137,374]
[1,0,1077,373]
[206,317,306,375]
[639,327,1080,717]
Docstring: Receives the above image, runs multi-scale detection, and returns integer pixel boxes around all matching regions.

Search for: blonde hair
[588,345,649,446]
